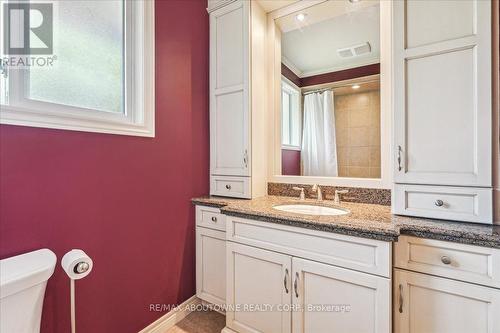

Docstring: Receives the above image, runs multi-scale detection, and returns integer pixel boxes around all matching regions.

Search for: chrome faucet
[334,190,349,205]
[293,187,306,200]
[311,184,323,201]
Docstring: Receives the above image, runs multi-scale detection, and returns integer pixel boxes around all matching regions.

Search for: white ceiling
[279,1,380,77]
[256,0,299,13]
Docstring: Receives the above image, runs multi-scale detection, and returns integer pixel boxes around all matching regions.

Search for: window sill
[281,145,301,151]
[0,105,155,137]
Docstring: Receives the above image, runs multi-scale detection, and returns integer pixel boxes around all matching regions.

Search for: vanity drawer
[210,175,251,198]
[196,205,226,231]
[394,184,493,224]
[394,236,500,288]
[226,216,391,277]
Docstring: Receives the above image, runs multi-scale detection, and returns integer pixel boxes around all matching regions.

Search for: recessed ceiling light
[296,13,306,22]
[348,0,361,3]
[352,84,361,89]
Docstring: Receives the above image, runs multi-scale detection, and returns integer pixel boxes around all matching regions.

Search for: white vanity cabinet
[208,0,267,199]
[226,242,292,333]
[292,258,390,333]
[394,270,500,333]
[224,216,392,333]
[394,236,500,333]
[196,206,226,306]
[392,0,493,223]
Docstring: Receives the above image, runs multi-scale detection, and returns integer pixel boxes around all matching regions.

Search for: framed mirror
[268,0,392,188]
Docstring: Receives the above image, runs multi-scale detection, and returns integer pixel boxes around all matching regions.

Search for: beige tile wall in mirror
[335,86,381,178]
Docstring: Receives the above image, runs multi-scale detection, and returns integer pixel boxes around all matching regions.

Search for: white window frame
[0,0,155,137]
[281,76,301,150]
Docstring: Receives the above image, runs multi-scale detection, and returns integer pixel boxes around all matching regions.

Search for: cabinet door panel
[196,228,226,306]
[215,5,243,89]
[405,48,474,175]
[226,242,292,333]
[213,91,247,175]
[405,0,474,48]
[292,258,390,333]
[394,269,500,333]
[210,1,250,177]
[393,0,491,186]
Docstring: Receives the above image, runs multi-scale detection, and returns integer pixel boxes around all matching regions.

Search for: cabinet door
[393,0,491,186]
[209,0,250,176]
[292,258,390,333]
[196,227,226,306]
[226,242,292,333]
[394,269,500,333]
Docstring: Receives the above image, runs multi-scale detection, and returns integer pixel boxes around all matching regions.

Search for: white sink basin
[273,204,349,216]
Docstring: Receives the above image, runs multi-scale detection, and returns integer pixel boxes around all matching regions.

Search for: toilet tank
[0,249,57,333]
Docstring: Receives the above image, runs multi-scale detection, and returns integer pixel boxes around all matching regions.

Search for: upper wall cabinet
[208,0,268,198]
[393,0,491,186]
[393,0,493,223]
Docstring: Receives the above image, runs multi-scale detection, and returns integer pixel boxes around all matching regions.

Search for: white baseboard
[139,295,201,333]
[201,299,226,315]
[221,327,238,333]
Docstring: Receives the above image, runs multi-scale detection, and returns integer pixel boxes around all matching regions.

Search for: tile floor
[165,310,225,333]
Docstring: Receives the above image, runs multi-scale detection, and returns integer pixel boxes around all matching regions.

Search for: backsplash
[268,182,391,206]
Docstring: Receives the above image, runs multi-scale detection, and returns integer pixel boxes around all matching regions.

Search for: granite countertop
[192,195,500,248]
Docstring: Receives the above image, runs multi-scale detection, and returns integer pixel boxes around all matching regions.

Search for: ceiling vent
[337,42,372,58]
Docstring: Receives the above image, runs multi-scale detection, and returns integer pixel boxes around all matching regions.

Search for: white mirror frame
[266,0,392,189]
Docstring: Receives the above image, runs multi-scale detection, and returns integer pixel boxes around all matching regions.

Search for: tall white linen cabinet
[208,0,268,199]
[392,0,493,223]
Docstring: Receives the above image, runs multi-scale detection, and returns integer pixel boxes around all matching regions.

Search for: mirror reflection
[278,0,381,179]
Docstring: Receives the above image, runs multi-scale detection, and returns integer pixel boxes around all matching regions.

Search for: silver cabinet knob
[441,256,452,265]
[225,184,231,190]
[435,199,444,207]
[211,216,217,223]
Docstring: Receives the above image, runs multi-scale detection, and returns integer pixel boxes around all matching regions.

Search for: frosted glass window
[281,79,301,148]
[0,0,154,137]
[28,1,124,113]
[282,90,291,144]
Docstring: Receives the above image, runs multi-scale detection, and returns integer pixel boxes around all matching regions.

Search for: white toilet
[0,249,57,333]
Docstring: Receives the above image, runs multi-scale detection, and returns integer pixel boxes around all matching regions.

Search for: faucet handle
[311,184,323,201]
[334,189,349,204]
[293,187,306,200]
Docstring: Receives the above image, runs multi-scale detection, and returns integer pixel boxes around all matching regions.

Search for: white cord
[70,279,76,333]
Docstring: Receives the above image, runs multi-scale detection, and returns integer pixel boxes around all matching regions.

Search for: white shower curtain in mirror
[301,90,338,176]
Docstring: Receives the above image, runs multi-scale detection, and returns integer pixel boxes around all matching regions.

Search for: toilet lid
[0,249,56,298]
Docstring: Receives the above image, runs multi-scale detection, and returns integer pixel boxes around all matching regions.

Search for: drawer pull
[211,216,217,223]
[225,184,232,190]
[398,284,403,313]
[284,269,289,294]
[434,199,444,207]
[441,256,452,265]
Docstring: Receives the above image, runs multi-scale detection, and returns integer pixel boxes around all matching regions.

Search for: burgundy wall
[0,1,209,332]
[282,149,301,176]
